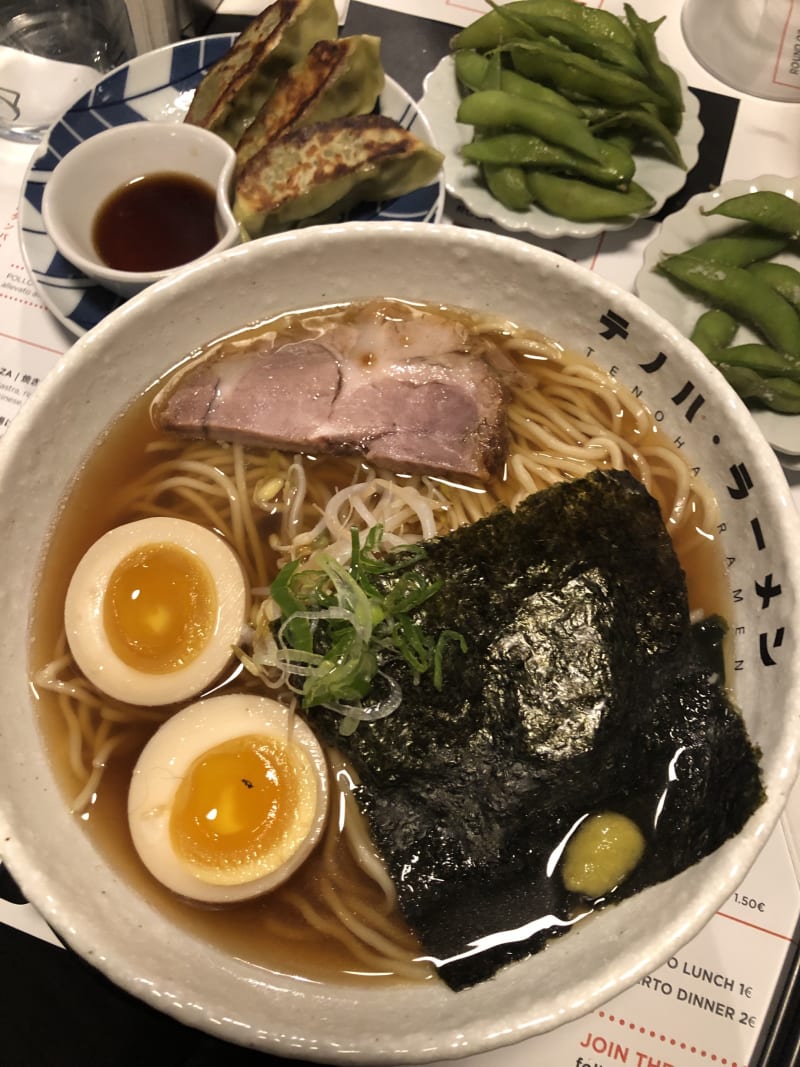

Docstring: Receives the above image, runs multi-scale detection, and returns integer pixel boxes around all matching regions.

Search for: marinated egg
[64,516,248,706]
[128,694,329,903]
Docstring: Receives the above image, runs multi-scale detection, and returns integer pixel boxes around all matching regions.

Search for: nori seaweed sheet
[305,469,764,990]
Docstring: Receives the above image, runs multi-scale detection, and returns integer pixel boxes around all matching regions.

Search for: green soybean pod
[470,50,535,213]
[454,48,500,91]
[717,365,800,414]
[604,131,637,156]
[657,253,800,358]
[453,50,581,114]
[527,171,654,221]
[702,191,800,239]
[509,40,669,110]
[748,261,800,312]
[462,131,635,186]
[451,0,636,52]
[509,0,637,48]
[706,343,800,383]
[483,163,533,211]
[480,45,503,91]
[623,2,683,130]
[528,0,636,48]
[549,0,637,48]
[500,12,648,79]
[690,309,738,356]
[456,89,606,162]
[450,6,533,50]
[680,225,788,266]
[587,106,685,168]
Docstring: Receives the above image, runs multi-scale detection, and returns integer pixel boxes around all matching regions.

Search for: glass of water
[0,1,147,142]
[682,0,800,101]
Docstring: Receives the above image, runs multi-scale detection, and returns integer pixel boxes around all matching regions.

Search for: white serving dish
[636,173,800,460]
[419,55,702,240]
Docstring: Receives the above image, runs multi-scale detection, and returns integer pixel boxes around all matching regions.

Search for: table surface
[2,2,800,1065]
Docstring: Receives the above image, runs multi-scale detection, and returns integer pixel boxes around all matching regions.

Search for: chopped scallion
[250,524,465,726]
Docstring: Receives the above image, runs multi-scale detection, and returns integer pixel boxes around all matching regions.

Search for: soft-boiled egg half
[128,694,329,903]
[64,516,248,706]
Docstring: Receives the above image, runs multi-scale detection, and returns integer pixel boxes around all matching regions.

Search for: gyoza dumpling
[185,0,338,145]
[235,35,385,171]
[234,115,444,237]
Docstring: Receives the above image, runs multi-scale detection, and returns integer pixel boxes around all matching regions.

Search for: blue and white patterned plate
[20,34,445,337]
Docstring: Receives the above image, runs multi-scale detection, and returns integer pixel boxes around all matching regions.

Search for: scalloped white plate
[419,54,702,240]
[19,35,445,337]
[635,173,800,458]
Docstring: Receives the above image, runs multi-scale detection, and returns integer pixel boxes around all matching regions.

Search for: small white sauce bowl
[42,123,240,299]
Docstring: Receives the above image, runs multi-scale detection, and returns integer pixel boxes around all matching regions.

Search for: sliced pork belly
[153,307,509,481]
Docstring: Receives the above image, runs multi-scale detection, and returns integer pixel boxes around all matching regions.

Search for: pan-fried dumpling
[185,0,338,145]
[235,35,385,171]
[234,115,444,236]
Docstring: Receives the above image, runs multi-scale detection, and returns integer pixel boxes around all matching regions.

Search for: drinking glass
[0,0,193,142]
[682,0,800,101]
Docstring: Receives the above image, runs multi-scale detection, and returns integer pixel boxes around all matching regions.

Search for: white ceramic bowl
[635,173,800,461]
[1,222,799,1063]
[41,123,240,298]
[419,55,702,240]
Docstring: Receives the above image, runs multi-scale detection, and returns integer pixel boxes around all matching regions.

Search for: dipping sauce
[92,171,219,273]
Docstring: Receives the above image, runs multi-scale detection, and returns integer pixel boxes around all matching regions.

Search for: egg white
[128,693,329,903]
[64,516,248,706]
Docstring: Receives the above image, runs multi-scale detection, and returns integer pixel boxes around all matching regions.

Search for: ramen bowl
[1,222,799,1063]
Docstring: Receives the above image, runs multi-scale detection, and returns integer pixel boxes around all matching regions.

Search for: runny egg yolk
[170,734,300,873]
[128,695,328,900]
[103,542,217,673]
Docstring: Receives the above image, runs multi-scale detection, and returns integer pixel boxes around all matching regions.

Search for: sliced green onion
[247,523,466,727]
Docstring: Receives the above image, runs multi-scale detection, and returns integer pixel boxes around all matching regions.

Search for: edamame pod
[702,191,800,239]
[527,172,654,221]
[462,131,635,186]
[483,163,533,210]
[481,45,504,91]
[677,225,788,266]
[488,7,648,80]
[457,89,607,162]
[716,366,800,414]
[706,343,800,383]
[586,106,685,168]
[454,49,581,113]
[605,132,637,155]
[623,3,683,130]
[657,254,800,358]
[451,0,636,52]
[470,52,529,209]
[690,309,738,356]
[451,5,533,50]
[747,261,800,312]
[509,40,670,110]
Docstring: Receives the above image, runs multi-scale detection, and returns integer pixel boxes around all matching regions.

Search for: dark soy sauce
[92,171,219,272]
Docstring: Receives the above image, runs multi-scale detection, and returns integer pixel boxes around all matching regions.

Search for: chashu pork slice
[153,310,509,482]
